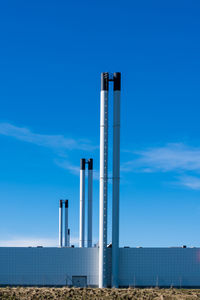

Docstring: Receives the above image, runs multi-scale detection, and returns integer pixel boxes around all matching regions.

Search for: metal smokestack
[68,229,70,247]
[112,72,121,287]
[79,158,86,247]
[59,200,63,247]
[64,200,68,247]
[87,158,93,248]
[99,72,109,288]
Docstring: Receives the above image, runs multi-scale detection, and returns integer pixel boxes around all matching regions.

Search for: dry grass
[0,287,200,300]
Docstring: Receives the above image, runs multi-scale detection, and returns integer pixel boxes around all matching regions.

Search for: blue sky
[0,0,200,247]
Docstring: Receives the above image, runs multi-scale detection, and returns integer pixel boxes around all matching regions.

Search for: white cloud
[0,122,97,176]
[0,122,95,152]
[0,237,58,247]
[122,143,200,173]
[122,143,200,190]
[55,160,80,175]
[0,236,80,247]
[177,175,200,190]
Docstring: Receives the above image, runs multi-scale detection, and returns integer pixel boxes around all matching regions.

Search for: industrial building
[1,73,200,288]
[1,247,200,287]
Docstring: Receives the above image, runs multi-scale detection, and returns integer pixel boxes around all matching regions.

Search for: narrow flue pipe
[59,200,63,247]
[112,72,121,287]
[79,158,86,247]
[64,200,68,247]
[88,158,93,248]
[68,229,70,247]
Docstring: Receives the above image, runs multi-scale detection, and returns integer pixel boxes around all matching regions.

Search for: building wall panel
[0,248,99,286]
[119,248,200,287]
[1,247,200,287]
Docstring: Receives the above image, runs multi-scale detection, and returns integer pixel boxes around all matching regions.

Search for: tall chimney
[59,200,63,247]
[99,72,109,288]
[112,72,121,287]
[64,200,68,247]
[79,158,86,247]
[87,158,93,248]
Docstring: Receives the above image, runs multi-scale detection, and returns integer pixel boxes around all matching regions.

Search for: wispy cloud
[177,175,200,190]
[0,122,95,152]
[122,143,200,173]
[122,143,200,189]
[0,122,97,176]
[0,237,58,247]
[55,160,80,176]
[0,236,80,247]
